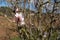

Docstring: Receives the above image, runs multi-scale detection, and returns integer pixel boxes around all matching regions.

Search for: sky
[0,0,37,11]
[0,0,8,6]
[0,0,54,7]
[0,0,60,13]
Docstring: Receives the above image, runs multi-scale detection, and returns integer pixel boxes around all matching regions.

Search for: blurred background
[0,0,60,40]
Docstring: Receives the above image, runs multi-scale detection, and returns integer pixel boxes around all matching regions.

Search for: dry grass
[0,13,60,40]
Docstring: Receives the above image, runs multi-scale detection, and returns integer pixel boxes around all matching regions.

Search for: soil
[0,16,18,40]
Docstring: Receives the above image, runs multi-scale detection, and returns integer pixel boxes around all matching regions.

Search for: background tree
[3,0,60,40]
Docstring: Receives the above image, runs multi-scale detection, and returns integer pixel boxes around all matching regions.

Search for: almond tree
[6,0,60,40]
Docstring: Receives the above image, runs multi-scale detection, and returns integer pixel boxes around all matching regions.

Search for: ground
[0,13,60,40]
[0,16,18,40]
